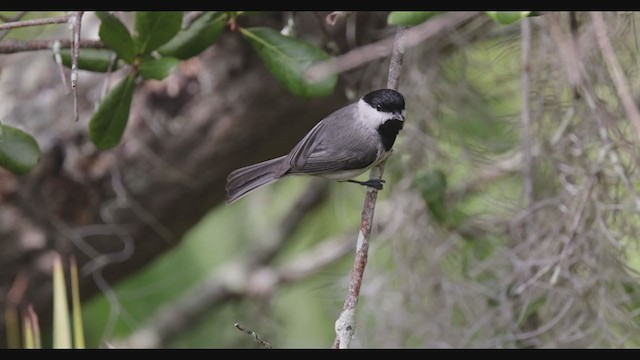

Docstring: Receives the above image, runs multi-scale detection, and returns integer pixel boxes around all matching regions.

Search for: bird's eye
[376,105,382,111]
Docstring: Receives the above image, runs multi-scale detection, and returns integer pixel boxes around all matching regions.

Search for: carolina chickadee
[225,88,406,204]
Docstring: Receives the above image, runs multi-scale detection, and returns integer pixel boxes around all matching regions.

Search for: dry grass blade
[70,256,85,349]
[53,253,72,349]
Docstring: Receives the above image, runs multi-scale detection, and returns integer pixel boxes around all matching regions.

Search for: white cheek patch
[357,99,392,130]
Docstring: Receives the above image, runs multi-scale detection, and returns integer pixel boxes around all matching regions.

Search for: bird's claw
[346,179,385,190]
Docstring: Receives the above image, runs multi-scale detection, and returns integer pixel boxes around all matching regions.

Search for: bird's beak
[393,110,405,122]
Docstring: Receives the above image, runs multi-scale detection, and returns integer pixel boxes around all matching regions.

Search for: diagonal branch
[0,11,27,42]
[118,233,354,348]
[591,12,640,142]
[234,323,273,349]
[521,17,534,217]
[0,14,72,31]
[332,26,407,350]
[0,39,106,54]
[118,180,335,348]
[70,11,84,122]
[306,11,479,82]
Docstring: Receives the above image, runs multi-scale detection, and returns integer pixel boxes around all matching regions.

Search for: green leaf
[52,253,71,349]
[158,12,227,60]
[485,11,532,25]
[89,75,136,150]
[240,27,337,97]
[135,11,183,55]
[60,49,120,73]
[387,11,444,26]
[95,11,136,63]
[139,57,179,80]
[0,124,41,175]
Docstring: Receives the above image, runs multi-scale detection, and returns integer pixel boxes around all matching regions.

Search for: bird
[225,88,406,204]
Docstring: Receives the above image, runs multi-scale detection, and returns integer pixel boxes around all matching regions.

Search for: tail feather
[225,156,287,204]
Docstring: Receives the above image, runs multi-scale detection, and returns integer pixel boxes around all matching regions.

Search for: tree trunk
[0,17,347,344]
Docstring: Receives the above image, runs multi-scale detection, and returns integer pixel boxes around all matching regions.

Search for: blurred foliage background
[4,11,640,348]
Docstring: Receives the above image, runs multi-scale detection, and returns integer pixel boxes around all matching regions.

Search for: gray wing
[285,110,377,175]
[289,147,377,174]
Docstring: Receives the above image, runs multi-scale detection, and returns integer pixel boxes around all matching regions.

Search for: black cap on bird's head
[361,89,405,115]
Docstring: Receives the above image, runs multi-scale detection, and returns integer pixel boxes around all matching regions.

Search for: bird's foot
[345,179,385,190]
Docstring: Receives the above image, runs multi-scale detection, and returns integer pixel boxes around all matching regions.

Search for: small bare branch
[234,323,273,349]
[591,12,640,142]
[99,53,119,101]
[333,26,407,350]
[521,18,534,214]
[307,12,479,83]
[0,11,27,42]
[450,147,543,203]
[52,40,71,94]
[0,14,71,31]
[386,28,406,91]
[70,11,84,121]
[0,39,105,54]
[276,234,354,283]
[546,13,583,87]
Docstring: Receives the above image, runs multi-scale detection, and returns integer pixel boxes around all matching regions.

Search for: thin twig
[0,11,27,42]
[0,38,105,54]
[450,147,541,202]
[550,12,640,210]
[234,323,273,349]
[71,11,83,121]
[0,14,71,31]
[307,12,479,82]
[591,12,640,142]
[52,40,71,94]
[276,234,355,283]
[546,13,582,88]
[580,85,640,210]
[521,18,534,216]
[99,53,119,105]
[386,28,406,91]
[332,26,407,350]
